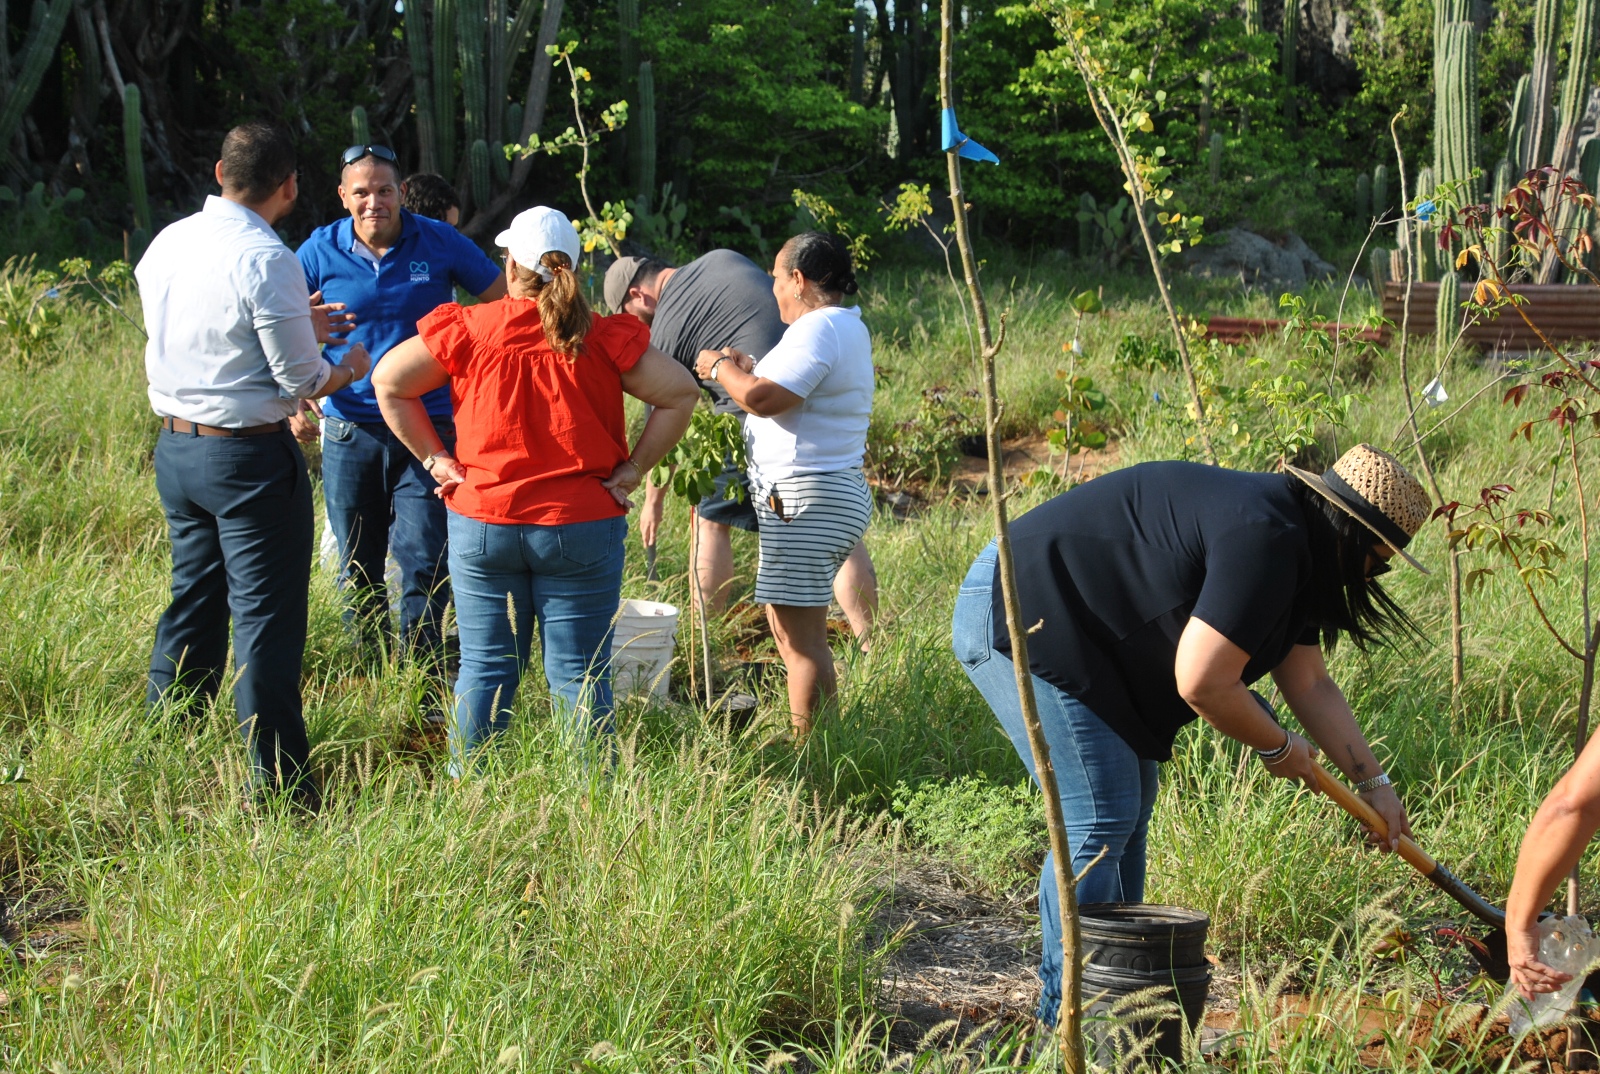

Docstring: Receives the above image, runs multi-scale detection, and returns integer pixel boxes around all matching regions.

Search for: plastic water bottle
[1507,915,1600,1034]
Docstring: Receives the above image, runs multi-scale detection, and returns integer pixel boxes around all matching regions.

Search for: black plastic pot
[1081,961,1211,1064]
[1079,903,1210,972]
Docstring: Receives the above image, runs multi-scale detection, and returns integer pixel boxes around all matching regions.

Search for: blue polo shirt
[296,210,500,422]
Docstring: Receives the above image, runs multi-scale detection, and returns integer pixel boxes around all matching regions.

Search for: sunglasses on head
[340,144,399,168]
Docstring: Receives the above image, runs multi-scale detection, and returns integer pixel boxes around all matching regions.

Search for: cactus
[1244,0,1262,36]
[1507,74,1531,175]
[405,0,438,172]
[506,102,524,143]
[0,0,72,164]
[1537,0,1600,281]
[1372,164,1389,219]
[1524,0,1561,171]
[1436,269,1459,359]
[433,0,459,180]
[491,142,510,184]
[458,0,487,150]
[1208,131,1222,184]
[1077,193,1097,258]
[1355,172,1371,220]
[634,60,657,214]
[618,0,639,91]
[1280,0,1298,126]
[350,105,370,147]
[468,139,491,213]
[1490,158,1513,268]
[124,84,151,234]
[1368,245,1390,293]
[1433,20,1481,208]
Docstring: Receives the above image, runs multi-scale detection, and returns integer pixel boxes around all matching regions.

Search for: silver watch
[1354,772,1392,793]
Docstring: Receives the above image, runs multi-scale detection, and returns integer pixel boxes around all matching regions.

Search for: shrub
[892,775,1044,894]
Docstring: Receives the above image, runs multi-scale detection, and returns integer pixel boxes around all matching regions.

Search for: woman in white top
[694,232,874,736]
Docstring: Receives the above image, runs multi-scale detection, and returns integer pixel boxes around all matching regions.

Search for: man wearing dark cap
[605,251,877,644]
[139,122,371,805]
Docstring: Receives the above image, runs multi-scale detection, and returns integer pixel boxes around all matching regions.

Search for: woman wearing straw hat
[950,443,1431,1025]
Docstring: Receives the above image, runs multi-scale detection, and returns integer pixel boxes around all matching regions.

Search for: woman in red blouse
[375,207,698,767]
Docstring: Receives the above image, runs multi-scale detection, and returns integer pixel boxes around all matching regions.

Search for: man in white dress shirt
[139,122,371,806]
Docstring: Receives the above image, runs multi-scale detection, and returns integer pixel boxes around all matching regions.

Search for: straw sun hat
[1285,444,1432,574]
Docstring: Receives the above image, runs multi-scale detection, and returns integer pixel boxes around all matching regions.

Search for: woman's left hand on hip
[601,458,642,510]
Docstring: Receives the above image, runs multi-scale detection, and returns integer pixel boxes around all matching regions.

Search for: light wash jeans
[447,511,625,772]
[951,540,1160,1025]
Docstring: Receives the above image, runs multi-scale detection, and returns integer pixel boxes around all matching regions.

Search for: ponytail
[511,250,591,358]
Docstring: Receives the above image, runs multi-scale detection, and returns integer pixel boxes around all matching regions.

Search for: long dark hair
[1293,481,1421,652]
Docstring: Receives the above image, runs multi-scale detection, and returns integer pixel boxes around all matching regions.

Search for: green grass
[1,252,1595,1070]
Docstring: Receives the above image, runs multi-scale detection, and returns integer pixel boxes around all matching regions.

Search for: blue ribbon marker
[940,107,1000,165]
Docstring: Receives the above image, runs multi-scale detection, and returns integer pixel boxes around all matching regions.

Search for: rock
[1182,228,1338,292]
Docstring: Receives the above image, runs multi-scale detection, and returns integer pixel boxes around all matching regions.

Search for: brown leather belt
[161,416,287,437]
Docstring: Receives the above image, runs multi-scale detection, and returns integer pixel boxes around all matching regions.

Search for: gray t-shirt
[649,249,785,415]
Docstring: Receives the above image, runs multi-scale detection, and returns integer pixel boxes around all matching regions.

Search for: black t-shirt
[648,249,786,416]
[993,462,1320,761]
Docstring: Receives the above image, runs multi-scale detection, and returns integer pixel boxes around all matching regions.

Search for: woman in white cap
[950,443,1430,1026]
[374,207,699,767]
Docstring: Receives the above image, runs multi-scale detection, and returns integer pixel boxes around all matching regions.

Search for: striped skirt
[751,469,873,607]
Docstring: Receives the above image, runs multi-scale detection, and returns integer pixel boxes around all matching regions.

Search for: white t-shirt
[744,304,873,486]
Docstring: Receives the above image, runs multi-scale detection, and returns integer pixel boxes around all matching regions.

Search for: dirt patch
[869,863,1041,1050]
[949,433,1121,494]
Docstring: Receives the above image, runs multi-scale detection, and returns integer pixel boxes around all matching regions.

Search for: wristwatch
[422,450,451,474]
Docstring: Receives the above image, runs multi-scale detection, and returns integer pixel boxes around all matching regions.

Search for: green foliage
[1239,293,1360,468]
[0,0,73,162]
[866,386,980,487]
[893,776,1044,893]
[791,189,876,269]
[633,60,657,209]
[1112,331,1179,373]
[1075,193,1139,267]
[0,257,66,367]
[649,407,747,504]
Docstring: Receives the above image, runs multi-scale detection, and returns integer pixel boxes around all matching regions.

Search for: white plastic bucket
[611,598,679,700]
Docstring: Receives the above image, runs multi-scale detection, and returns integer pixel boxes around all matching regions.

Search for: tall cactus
[1491,158,1513,267]
[1368,245,1390,293]
[634,60,657,213]
[1436,269,1459,360]
[1208,131,1222,185]
[0,0,72,164]
[458,0,487,154]
[1433,20,1481,209]
[486,0,505,146]
[124,84,151,234]
[1372,163,1389,219]
[1507,74,1532,175]
[433,0,459,180]
[1355,172,1371,219]
[468,139,491,213]
[1280,0,1298,126]
[618,0,639,90]
[1244,0,1262,37]
[350,105,370,146]
[406,0,438,172]
[1525,0,1561,171]
[1538,0,1600,281]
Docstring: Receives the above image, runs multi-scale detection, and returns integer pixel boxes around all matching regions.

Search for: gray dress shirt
[140,196,331,426]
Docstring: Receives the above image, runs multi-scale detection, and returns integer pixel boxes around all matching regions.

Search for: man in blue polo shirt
[295,144,504,674]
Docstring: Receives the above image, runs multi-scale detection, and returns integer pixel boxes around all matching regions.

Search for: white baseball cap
[494,206,582,279]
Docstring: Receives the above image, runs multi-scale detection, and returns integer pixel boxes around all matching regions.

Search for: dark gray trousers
[146,424,314,793]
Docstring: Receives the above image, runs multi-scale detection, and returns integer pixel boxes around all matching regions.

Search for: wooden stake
[940,2,1083,1065]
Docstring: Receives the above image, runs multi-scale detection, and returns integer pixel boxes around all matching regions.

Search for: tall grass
[1,254,1594,1070]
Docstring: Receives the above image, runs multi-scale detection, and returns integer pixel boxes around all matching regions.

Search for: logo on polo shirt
[409,261,430,283]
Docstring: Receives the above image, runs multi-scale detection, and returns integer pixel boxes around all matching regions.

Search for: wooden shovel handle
[1309,763,1507,929]
[1309,764,1437,872]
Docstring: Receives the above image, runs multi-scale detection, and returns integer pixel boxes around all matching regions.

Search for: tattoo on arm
[1347,745,1368,776]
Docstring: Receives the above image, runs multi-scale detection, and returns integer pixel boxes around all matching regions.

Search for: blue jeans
[951,540,1160,1025]
[447,511,626,770]
[322,416,453,663]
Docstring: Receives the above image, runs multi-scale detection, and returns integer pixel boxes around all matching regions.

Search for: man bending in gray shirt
[606,250,876,648]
